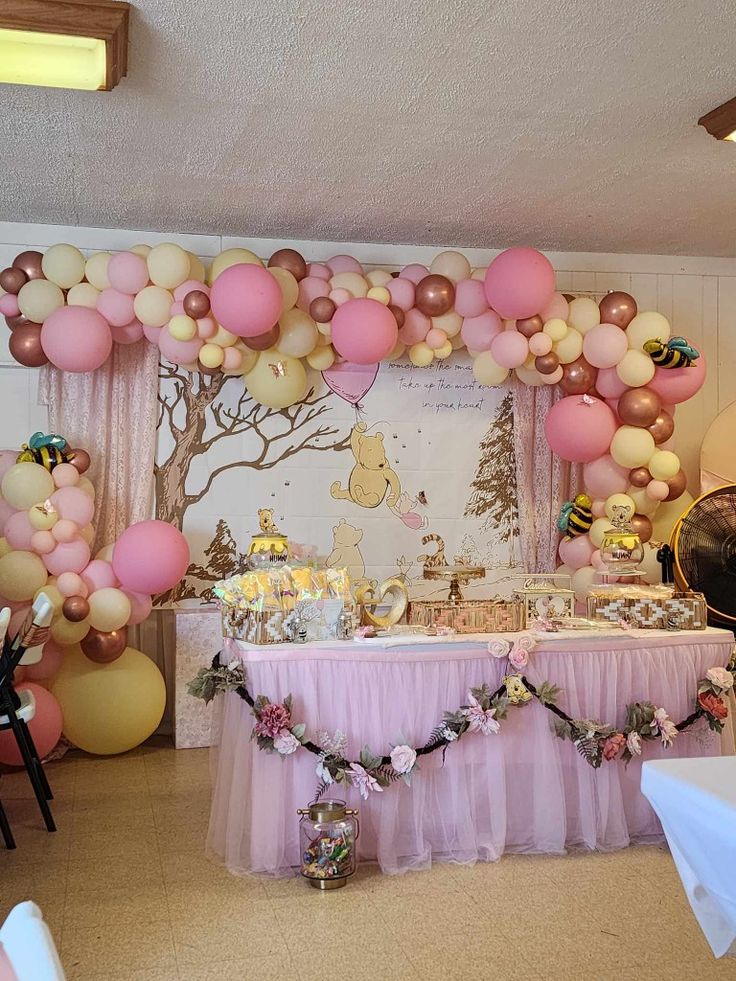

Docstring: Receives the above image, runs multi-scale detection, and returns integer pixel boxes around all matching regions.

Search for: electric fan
[673,484,736,625]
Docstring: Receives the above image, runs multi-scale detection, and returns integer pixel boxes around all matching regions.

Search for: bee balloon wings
[667,337,699,361]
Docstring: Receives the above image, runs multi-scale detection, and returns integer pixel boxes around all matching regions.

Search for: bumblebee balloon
[643,336,699,369]
[17,432,72,471]
[557,493,593,538]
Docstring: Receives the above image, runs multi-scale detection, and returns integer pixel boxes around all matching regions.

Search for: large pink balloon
[41,306,113,372]
[484,248,556,319]
[558,533,595,570]
[544,396,618,463]
[81,559,118,593]
[490,330,529,369]
[4,510,35,550]
[44,537,91,576]
[50,486,94,527]
[583,454,630,498]
[461,311,503,352]
[322,362,379,405]
[0,683,62,766]
[648,353,706,405]
[331,298,398,365]
[112,520,190,594]
[582,323,628,369]
[210,264,282,338]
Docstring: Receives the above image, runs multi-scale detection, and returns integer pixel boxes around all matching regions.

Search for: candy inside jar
[297,800,359,889]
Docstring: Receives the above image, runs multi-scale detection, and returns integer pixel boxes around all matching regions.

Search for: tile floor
[1,741,734,981]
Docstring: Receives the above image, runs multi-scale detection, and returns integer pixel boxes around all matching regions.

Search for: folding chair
[0,793,15,849]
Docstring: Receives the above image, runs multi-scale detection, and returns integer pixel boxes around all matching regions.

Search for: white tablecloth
[641,757,736,957]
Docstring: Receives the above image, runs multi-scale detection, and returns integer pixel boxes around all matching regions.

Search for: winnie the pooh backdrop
[155,354,520,604]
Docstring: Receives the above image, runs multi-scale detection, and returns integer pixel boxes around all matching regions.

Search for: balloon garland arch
[0,243,705,584]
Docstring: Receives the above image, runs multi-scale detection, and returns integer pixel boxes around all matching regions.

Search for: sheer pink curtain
[38,343,160,550]
[512,379,581,573]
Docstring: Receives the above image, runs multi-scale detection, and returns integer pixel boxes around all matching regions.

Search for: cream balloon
[134,285,173,327]
[277,309,318,358]
[0,551,48,601]
[2,462,54,510]
[627,486,660,517]
[471,267,487,281]
[366,269,393,288]
[604,492,635,521]
[589,517,611,548]
[208,248,263,284]
[571,565,597,601]
[0,539,11,558]
[648,450,680,481]
[84,252,112,290]
[610,426,656,468]
[87,587,131,632]
[330,271,368,297]
[409,342,434,367]
[431,311,462,338]
[245,349,308,409]
[542,318,568,342]
[306,346,335,371]
[434,339,453,360]
[28,505,58,531]
[567,297,600,334]
[130,244,151,257]
[554,327,584,364]
[616,349,655,387]
[96,544,115,562]
[387,341,406,360]
[473,351,509,385]
[541,365,563,385]
[42,244,86,288]
[67,283,100,308]
[268,266,299,314]
[626,311,671,351]
[514,363,545,386]
[366,286,391,305]
[168,314,198,341]
[146,243,190,290]
[188,253,206,283]
[210,325,239,348]
[17,279,64,323]
[430,250,471,283]
[653,491,694,543]
[77,476,95,499]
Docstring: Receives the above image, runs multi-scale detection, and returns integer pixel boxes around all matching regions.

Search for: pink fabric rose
[273,731,300,755]
[253,701,292,739]
[602,732,626,761]
[390,744,417,774]
[706,667,734,692]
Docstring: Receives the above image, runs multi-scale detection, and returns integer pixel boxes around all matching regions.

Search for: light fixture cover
[698,96,736,141]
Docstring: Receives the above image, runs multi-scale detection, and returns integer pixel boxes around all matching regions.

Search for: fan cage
[673,484,736,624]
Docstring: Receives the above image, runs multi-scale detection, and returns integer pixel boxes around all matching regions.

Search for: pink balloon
[57,571,88,598]
[107,252,149,294]
[331,298,398,365]
[52,463,80,488]
[540,292,569,322]
[596,366,631,399]
[544,396,618,463]
[484,248,556,319]
[210,264,282,338]
[648,353,706,404]
[582,323,628,369]
[490,330,529,369]
[142,325,162,345]
[0,683,62,766]
[158,328,203,366]
[529,333,553,356]
[81,558,117,593]
[173,279,209,301]
[52,519,79,544]
[591,500,606,517]
[169,300,185,317]
[44,538,91,575]
[307,263,331,281]
[322,362,379,405]
[558,534,595,570]
[123,589,153,625]
[97,287,136,327]
[583,454,630,498]
[460,311,503,352]
[31,530,56,554]
[646,480,670,501]
[329,288,352,307]
[111,319,144,345]
[197,317,217,339]
[0,294,20,317]
[590,548,606,570]
[112,520,190,594]
[326,255,363,275]
[222,347,242,371]
[399,308,431,345]
[50,486,94,527]
[0,449,20,483]
[297,275,330,313]
[41,306,113,373]
[5,510,35,550]
[454,279,488,318]
[386,277,416,312]
[400,264,430,284]
[0,498,15,536]
[22,640,65,682]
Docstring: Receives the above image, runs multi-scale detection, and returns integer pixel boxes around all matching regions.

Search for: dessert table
[206,627,735,877]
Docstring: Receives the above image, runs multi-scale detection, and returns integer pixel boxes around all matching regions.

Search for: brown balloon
[268,248,307,282]
[309,296,336,324]
[0,267,27,294]
[599,291,638,330]
[388,304,405,329]
[245,325,280,351]
[81,626,128,664]
[62,596,90,622]
[617,387,661,427]
[183,289,210,319]
[647,409,674,445]
[516,315,544,338]
[5,314,37,331]
[665,469,687,502]
[535,352,560,375]
[559,356,597,395]
[9,324,48,367]
[414,275,455,317]
[12,250,44,281]
[630,513,653,543]
[69,448,91,474]
[629,467,651,488]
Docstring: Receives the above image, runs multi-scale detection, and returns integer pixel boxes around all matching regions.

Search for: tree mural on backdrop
[155,364,351,603]
[464,391,519,547]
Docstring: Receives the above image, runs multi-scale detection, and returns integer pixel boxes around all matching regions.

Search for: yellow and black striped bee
[643,337,699,369]
[557,493,593,538]
[17,432,72,472]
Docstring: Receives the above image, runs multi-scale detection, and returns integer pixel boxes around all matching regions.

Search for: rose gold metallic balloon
[617,386,661,427]
[559,356,596,395]
[309,296,336,323]
[245,325,280,351]
[81,626,128,664]
[9,324,48,367]
[268,249,307,282]
[414,275,455,317]
[630,513,653,543]
[535,352,560,375]
[62,596,90,622]
[69,448,91,474]
[5,314,37,331]
[647,409,674,445]
[183,290,210,319]
[629,467,651,488]
[12,250,44,280]
[665,469,687,501]
[388,304,405,329]
[516,315,544,338]
[0,267,27,294]
[599,291,638,330]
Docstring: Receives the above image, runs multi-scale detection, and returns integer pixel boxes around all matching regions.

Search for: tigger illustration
[418,534,447,574]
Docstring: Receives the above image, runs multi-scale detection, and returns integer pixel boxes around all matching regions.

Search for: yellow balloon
[366,269,393,288]
[51,617,90,646]
[473,351,509,385]
[209,248,263,284]
[211,325,239,347]
[610,426,656,469]
[409,342,434,367]
[52,646,166,756]
[329,272,368,297]
[80,524,95,545]
[571,565,597,601]
[130,244,151,258]
[146,243,190,290]
[0,551,47,601]
[648,450,680,481]
[168,314,197,341]
[307,346,335,371]
[268,266,299,314]
[515,364,545,386]
[84,252,112,290]
[28,503,58,531]
[245,349,308,409]
[434,339,453,360]
[432,311,462,338]
[42,244,86,288]
[628,486,660,517]
[134,285,173,327]
[430,250,471,283]
[471,267,487,281]
[0,538,11,558]
[77,476,95,499]
[604,493,635,521]
[87,587,131,632]
[543,318,568,342]
[653,491,694,542]
[626,311,671,351]
[589,517,611,548]
[278,309,318,358]
[17,279,64,323]
[554,327,584,364]
[95,544,115,562]
[2,462,54,510]
[567,297,600,335]
[616,349,655,387]
[188,253,206,283]
[67,283,100,308]
[366,286,391,304]
[199,343,225,369]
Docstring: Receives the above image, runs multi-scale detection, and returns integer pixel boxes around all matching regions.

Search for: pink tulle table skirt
[206,628,735,876]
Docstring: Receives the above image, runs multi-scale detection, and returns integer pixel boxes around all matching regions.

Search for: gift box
[221,607,289,645]
[513,574,575,626]
[586,586,707,630]
[406,598,524,633]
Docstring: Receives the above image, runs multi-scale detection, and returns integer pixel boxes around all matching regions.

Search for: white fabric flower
[440,725,459,743]
[390,744,417,774]
[273,731,300,755]
[626,731,642,757]
[488,639,511,659]
[706,667,734,692]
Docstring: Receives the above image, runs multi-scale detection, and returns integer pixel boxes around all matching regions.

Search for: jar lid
[302,799,348,823]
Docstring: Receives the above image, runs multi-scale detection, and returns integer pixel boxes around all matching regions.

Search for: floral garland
[189,649,735,799]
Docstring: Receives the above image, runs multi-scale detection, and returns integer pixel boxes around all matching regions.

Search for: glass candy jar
[600,506,644,574]
[297,800,359,889]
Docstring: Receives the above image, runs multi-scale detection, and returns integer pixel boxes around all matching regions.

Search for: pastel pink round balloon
[97,287,136,327]
[210,263,282,338]
[0,449,20,484]
[169,300,185,317]
[173,279,209,301]
[0,294,20,317]
[222,346,242,371]
[81,558,117,593]
[123,589,153,625]
[44,537,91,575]
[158,328,203,366]
[22,639,65,682]
[197,317,217,339]
[112,520,190,594]
[41,306,113,372]
[307,263,331,281]
[540,292,569,322]
[5,510,35,550]
[400,264,429,284]
[454,279,488,318]
[648,353,706,404]
[52,519,79,544]
[0,683,62,766]
[50,486,94,527]
[529,332,553,356]
[558,533,595,570]
[399,308,431,345]
[490,330,529,369]
[31,529,56,554]
[386,277,416,312]
[52,463,80,488]
[582,323,628,369]
[596,366,631,399]
[544,396,618,463]
[111,320,144,345]
[57,571,88,598]
[331,298,398,365]
[326,255,363,275]
[591,500,606,517]
[484,248,556,319]
[583,454,630,498]
[107,252,149,294]
[329,288,352,307]
[142,325,162,345]
[425,327,448,350]
[590,548,606,570]
[296,275,330,312]
[460,311,503,352]
[646,479,670,501]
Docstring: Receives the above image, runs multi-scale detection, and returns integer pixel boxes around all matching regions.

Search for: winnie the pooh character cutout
[325,518,376,593]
